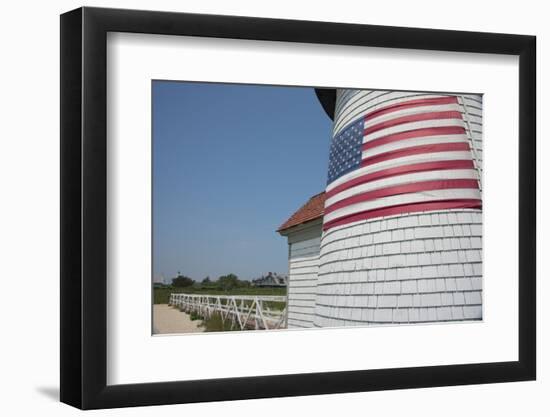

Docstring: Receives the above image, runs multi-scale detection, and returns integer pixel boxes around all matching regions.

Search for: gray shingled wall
[314,209,482,327]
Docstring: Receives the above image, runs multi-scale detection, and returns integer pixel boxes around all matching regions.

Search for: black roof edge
[314,88,336,120]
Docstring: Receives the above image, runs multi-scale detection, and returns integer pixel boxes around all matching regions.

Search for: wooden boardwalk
[169,293,288,330]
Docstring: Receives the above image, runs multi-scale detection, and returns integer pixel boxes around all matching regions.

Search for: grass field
[153,286,286,304]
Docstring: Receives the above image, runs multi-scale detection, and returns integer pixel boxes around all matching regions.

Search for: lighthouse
[314,89,483,327]
[279,89,483,328]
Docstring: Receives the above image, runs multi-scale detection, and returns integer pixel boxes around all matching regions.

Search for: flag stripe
[325,160,476,199]
[362,134,468,160]
[362,126,466,151]
[364,119,466,143]
[361,142,471,167]
[323,199,482,231]
[325,179,479,214]
[364,96,459,120]
[363,111,463,136]
[328,151,475,192]
[363,103,461,129]
[324,188,481,223]
[325,169,479,207]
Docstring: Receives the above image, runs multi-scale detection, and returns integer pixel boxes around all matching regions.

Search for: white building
[277,192,325,328]
[279,89,483,328]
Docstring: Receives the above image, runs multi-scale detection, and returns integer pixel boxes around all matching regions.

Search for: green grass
[154,286,286,305]
[202,313,241,332]
[173,308,252,332]
[189,311,202,321]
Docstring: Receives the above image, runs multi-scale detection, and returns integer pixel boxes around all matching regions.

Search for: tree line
[171,272,251,291]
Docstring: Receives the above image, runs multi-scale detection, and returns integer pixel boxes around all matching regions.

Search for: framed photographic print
[60,6,536,410]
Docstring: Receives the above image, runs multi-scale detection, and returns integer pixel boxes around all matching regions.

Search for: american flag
[323,95,482,231]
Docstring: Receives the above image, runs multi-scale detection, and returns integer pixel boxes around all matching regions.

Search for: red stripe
[361,142,471,167]
[323,199,482,230]
[325,179,479,214]
[362,126,466,152]
[364,96,459,120]
[326,160,475,199]
[363,111,463,136]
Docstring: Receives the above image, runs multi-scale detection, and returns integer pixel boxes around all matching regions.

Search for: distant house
[277,192,325,328]
[252,272,288,287]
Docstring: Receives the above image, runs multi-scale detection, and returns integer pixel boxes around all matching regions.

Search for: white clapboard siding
[285,221,322,328]
[314,89,483,327]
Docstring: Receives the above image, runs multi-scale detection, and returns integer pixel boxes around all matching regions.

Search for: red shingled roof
[277,192,326,232]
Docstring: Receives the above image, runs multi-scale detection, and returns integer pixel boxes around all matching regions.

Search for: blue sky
[153,81,332,283]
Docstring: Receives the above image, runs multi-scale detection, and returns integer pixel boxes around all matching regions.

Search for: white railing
[169,293,288,330]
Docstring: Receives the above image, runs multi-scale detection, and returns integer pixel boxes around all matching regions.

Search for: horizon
[154,270,289,285]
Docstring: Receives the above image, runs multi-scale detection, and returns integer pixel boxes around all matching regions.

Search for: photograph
[152,81,483,334]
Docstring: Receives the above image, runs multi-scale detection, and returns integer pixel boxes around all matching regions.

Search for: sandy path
[153,304,204,334]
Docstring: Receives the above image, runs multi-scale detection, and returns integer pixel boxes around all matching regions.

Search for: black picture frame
[60,6,536,410]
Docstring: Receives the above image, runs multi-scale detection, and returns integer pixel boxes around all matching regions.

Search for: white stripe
[362,134,469,159]
[325,169,479,207]
[363,103,461,128]
[324,188,481,223]
[326,151,474,191]
[363,118,465,143]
